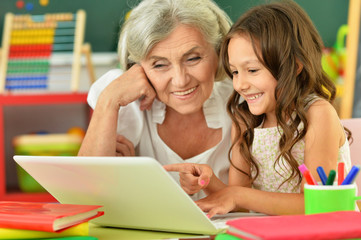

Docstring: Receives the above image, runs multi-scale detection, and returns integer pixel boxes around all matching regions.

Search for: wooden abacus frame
[0,9,95,93]
[340,0,361,118]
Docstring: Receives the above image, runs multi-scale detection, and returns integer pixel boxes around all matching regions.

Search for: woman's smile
[172,86,198,97]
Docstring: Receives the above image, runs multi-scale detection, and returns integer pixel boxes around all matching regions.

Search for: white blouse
[87,69,234,200]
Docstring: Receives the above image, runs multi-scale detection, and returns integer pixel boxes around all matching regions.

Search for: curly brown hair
[221,0,348,188]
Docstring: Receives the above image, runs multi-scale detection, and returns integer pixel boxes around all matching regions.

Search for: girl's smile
[244,92,264,102]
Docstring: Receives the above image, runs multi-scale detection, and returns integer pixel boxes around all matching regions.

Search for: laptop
[13,155,262,235]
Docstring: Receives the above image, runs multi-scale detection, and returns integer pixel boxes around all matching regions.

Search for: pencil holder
[304,184,361,214]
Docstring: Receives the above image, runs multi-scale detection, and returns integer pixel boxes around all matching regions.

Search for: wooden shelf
[0,92,88,201]
[0,92,88,105]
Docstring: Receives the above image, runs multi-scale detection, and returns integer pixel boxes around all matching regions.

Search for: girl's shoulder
[306,98,337,120]
[305,96,347,152]
[306,97,343,138]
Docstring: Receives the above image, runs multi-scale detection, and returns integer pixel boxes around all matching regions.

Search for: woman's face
[140,24,218,115]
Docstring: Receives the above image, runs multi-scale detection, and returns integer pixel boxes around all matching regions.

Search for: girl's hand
[163,163,213,195]
[115,135,135,156]
[98,64,157,112]
[196,186,239,218]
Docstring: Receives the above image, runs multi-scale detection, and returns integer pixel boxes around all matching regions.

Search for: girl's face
[228,34,278,118]
[140,24,218,115]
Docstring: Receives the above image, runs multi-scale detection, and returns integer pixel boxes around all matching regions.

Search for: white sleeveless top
[250,96,352,193]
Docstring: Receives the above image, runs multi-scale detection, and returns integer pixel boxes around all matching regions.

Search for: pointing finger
[163,163,193,173]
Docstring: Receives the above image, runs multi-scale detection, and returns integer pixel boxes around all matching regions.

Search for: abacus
[0,10,95,93]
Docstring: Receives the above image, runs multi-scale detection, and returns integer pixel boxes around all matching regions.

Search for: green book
[33,237,98,240]
[215,233,242,240]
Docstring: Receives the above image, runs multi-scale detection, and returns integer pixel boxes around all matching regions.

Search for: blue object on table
[317,166,328,185]
[341,165,361,185]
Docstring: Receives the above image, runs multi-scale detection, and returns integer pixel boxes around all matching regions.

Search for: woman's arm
[77,97,119,156]
[78,65,157,156]
[163,163,227,195]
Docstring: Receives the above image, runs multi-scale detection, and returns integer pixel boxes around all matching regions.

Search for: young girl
[165,0,352,216]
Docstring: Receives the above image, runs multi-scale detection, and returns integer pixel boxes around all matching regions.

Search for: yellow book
[0,222,88,239]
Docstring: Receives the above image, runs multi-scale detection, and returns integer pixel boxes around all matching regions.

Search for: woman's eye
[153,61,168,69]
[231,70,238,75]
[154,64,165,68]
[249,69,259,73]
[187,56,201,62]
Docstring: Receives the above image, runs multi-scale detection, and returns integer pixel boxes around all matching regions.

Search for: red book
[226,211,361,240]
[0,201,104,232]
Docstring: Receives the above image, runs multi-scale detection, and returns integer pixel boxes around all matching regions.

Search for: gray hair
[118,0,232,81]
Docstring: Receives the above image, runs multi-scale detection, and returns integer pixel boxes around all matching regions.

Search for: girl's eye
[231,70,238,75]
[249,69,259,73]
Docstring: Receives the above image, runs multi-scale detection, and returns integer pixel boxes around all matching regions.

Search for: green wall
[0,0,349,52]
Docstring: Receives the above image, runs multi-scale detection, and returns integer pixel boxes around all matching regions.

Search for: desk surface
[89,224,213,240]
[88,212,264,239]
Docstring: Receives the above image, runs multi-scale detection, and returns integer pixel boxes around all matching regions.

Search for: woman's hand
[78,65,155,157]
[116,135,135,156]
[163,163,213,195]
[98,64,157,112]
[196,186,240,218]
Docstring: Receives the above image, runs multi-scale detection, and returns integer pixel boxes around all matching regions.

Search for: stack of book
[215,211,361,240]
[0,201,104,240]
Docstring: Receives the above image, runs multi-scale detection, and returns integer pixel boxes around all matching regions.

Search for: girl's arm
[303,99,344,184]
[197,100,343,217]
[196,186,304,217]
[197,125,305,216]
[228,122,252,188]
[78,65,156,156]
